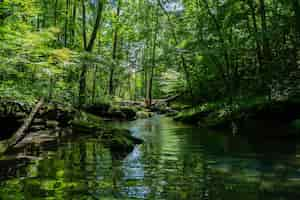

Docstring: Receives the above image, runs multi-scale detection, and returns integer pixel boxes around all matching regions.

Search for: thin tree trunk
[54,0,58,26]
[37,14,40,31]
[259,0,271,62]
[292,0,300,68]
[81,0,87,50]
[64,0,70,47]
[78,0,104,107]
[247,0,263,73]
[70,0,77,46]
[109,0,121,95]
[259,0,272,99]
[92,65,98,103]
[146,7,158,107]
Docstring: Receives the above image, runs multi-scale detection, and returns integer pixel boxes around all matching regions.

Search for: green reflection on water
[1,115,300,200]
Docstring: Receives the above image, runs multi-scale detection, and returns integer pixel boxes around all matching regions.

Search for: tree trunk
[292,0,300,68]
[145,7,158,108]
[70,0,77,46]
[78,0,104,107]
[259,0,272,98]
[247,0,263,73]
[109,0,121,96]
[259,0,271,62]
[0,98,44,154]
[64,0,70,47]
[81,0,87,50]
[92,65,98,103]
[54,0,58,26]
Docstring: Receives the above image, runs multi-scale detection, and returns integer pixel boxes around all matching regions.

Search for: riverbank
[0,98,143,157]
[173,96,300,137]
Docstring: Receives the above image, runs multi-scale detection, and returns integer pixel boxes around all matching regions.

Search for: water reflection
[1,115,300,199]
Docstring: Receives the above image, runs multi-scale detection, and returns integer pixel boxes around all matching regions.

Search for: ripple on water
[1,116,300,200]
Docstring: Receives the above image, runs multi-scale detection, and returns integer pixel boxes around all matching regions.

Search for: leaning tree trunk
[0,98,44,154]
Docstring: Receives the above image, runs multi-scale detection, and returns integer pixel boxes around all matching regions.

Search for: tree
[78,0,105,107]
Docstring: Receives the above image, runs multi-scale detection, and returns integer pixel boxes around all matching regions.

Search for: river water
[1,115,300,199]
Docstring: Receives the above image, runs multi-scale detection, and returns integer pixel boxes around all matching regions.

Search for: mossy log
[0,98,44,154]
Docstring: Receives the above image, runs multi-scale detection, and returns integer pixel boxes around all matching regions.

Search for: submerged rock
[102,129,143,152]
[83,103,137,121]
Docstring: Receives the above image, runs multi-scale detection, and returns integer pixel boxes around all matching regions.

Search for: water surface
[1,115,300,200]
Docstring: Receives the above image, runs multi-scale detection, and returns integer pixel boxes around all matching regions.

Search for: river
[0,115,300,199]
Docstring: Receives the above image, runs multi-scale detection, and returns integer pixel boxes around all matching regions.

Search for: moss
[83,102,137,121]
[169,103,191,111]
[173,102,223,124]
[201,110,232,129]
[136,111,153,119]
[71,116,143,152]
[174,97,300,137]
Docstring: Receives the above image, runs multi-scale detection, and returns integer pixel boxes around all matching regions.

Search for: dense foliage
[0,0,299,106]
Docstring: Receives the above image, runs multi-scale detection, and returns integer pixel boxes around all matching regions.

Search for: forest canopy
[0,0,299,107]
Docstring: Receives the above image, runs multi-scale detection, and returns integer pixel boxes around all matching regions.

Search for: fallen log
[0,98,44,154]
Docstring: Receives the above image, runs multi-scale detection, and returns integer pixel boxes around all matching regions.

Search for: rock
[119,107,136,120]
[71,119,143,153]
[103,129,143,152]
[173,110,212,124]
[107,110,126,119]
[136,111,153,119]
[38,104,75,126]
[83,103,138,121]
[83,103,111,116]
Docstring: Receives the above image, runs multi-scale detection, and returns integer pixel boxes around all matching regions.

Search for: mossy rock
[84,103,136,121]
[136,111,153,119]
[83,102,111,116]
[71,118,143,152]
[170,103,191,111]
[38,103,75,127]
[119,107,136,120]
[102,129,143,151]
[173,110,212,124]
[200,110,232,129]
[71,119,103,134]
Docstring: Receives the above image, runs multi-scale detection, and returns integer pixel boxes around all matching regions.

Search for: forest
[0,0,300,199]
[0,0,298,106]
